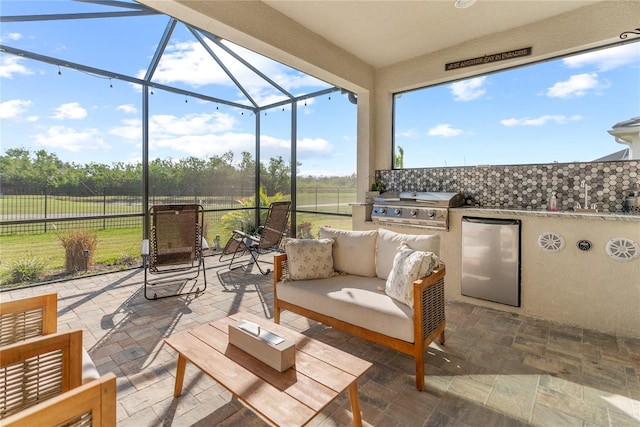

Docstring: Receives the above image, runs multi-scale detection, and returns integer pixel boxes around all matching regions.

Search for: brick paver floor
[2,257,639,426]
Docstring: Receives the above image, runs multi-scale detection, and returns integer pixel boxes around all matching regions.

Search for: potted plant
[366,182,384,203]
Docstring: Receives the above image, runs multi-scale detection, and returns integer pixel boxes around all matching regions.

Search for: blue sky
[395,42,640,168]
[0,0,357,177]
[1,1,638,176]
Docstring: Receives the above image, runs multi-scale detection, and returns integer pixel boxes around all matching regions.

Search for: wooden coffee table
[164,312,372,426]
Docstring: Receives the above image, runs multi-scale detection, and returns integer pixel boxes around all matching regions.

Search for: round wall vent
[605,238,639,261]
[538,232,565,252]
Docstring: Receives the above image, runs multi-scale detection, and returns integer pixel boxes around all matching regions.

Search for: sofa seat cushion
[82,347,100,384]
[276,275,415,343]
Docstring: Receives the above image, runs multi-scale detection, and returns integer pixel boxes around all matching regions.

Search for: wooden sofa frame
[273,253,446,391]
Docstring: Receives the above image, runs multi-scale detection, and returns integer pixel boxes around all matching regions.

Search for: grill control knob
[394,209,401,216]
[410,210,417,217]
[427,211,436,218]
[380,208,386,215]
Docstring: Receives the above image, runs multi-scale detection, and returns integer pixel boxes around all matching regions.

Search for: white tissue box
[228,320,295,372]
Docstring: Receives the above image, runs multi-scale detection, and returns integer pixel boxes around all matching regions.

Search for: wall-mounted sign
[445,47,532,71]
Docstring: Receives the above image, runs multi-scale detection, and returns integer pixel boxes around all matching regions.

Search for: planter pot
[365,191,380,204]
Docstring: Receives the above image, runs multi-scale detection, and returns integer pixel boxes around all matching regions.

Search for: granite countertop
[451,206,640,222]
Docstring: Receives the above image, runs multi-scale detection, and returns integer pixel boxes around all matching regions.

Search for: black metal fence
[0,186,250,235]
[0,185,355,235]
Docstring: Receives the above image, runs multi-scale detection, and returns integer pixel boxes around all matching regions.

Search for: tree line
[0,148,356,196]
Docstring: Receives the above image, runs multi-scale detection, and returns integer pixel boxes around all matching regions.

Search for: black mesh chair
[141,204,207,299]
[219,201,291,274]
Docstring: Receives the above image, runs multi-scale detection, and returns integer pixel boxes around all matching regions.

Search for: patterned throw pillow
[283,238,337,281]
[385,243,439,307]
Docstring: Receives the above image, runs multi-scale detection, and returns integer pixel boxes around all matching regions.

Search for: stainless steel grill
[371,191,464,230]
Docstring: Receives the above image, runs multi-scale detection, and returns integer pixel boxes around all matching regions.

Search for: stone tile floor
[2,258,639,426]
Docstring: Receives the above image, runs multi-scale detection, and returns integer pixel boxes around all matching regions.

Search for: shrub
[7,256,46,284]
[58,229,98,272]
[297,221,314,239]
[117,252,140,267]
[220,186,284,235]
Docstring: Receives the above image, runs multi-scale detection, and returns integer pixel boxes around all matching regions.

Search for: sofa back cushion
[376,228,440,280]
[318,227,378,277]
[284,238,337,280]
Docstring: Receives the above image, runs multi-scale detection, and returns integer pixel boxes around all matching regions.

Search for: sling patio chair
[142,203,207,300]
[219,201,291,275]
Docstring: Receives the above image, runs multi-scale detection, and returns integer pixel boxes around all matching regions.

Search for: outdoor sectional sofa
[273,227,446,391]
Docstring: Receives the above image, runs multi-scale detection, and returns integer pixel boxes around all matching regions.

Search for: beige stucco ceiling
[261,0,603,68]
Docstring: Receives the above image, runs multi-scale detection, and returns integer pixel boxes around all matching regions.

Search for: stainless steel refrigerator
[461,217,521,307]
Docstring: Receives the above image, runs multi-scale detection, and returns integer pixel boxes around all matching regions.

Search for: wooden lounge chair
[0,292,57,346]
[219,201,291,274]
[0,292,100,383]
[1,373,116,427]
[0,330,84,418]
[142,203,207,299]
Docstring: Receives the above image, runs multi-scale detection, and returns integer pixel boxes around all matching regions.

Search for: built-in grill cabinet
[371,192,465,230]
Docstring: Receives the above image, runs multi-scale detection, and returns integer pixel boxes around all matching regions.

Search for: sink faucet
[580,180,590,209]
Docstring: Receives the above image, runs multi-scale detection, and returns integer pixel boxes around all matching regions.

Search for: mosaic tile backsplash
[375,160,639,213]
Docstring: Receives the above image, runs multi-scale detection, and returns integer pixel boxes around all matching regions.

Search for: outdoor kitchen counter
[450,207,640,222]
[353,203,639,339]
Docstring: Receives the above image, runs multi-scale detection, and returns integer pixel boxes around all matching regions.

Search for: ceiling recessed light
[454,0,476,8]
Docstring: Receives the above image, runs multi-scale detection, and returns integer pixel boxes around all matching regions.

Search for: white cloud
[51,102,88,119]
[110,112,236,140]
[32,126,110,152]
[546,73,601,98]
[449,76,487,101]
[0,55,34,79]
[151,112,236,136]
[109,118,142,140]
[296,137,333,155]
[138,39,329,105]
[428,123,463,137]
[7,33,22,41]
[153,132,256,158]
[399,129,418,138]
[563,43,640,72]
[0,99,32,119]
[501,114,582,127]
[116,104,137,114]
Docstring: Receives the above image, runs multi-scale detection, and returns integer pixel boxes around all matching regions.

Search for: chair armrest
[273,253,288,286]
[412,262,446,341]
[141,239,149,256]
[1,373,117,427]
[232,230,261,243]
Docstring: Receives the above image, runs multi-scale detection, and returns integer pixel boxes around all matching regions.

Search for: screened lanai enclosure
[0,0,357,282]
